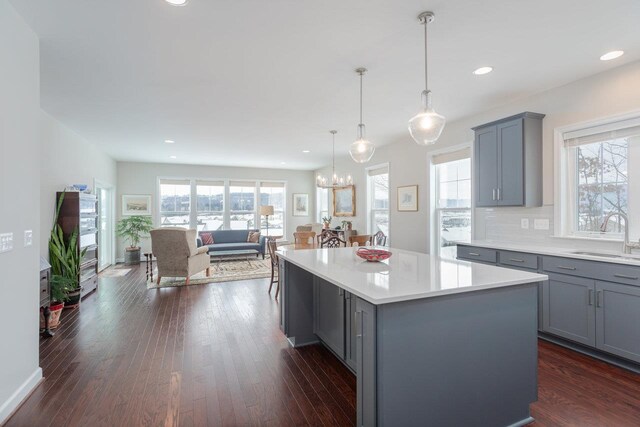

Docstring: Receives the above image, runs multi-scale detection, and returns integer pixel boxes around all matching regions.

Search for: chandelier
[316,130,353,188]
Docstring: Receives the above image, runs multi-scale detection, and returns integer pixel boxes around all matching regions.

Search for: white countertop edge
[277,250,548,305]
[460,241,640,266]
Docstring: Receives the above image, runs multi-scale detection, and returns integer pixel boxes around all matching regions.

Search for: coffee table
[210,249,259,269]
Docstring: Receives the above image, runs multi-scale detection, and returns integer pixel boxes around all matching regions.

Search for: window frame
[158,178,192,228]
[195,180,225,232]
[366,163,390,241]
[316,187,329,223]
[428,144,473,257]
[554,111,640,241]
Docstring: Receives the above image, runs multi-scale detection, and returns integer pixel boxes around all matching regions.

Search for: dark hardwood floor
[6,264,640,426]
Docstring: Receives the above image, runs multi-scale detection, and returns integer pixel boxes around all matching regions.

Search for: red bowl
[356,248,392,262]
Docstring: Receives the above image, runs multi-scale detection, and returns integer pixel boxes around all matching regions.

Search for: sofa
[197,229,267,259]
[150,227,210,285]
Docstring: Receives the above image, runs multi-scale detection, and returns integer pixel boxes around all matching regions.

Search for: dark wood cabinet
[56,192,99,299]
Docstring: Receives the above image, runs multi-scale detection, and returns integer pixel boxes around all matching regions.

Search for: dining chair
[321,235,347,248]
[267,239,280,299]
[349,235,372,247]
[317,229,333,245]
[293,231,316,248]
[373,230,387,246]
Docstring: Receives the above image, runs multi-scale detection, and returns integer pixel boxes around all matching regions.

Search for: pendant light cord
[359,72,363,125]
[424,18,428,92]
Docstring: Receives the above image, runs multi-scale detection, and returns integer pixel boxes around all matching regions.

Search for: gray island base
[277,247,548,427]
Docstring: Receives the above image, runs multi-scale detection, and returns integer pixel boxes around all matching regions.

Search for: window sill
[550,235,623,243]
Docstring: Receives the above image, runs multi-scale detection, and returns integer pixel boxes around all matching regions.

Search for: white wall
[40,111,117,257]
[317,60,640,253]
[116,162,316,259]
[0,0,42,421]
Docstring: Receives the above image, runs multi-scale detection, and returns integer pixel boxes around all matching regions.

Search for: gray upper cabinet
[473,112,545,207]
[595,281,640,363]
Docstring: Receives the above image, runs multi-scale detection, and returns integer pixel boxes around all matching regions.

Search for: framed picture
[397,185,418,212]
[333,185,356,217]
[292,193,309,216]
[122,194,152,216]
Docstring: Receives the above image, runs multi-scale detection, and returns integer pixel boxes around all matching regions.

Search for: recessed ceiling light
[169,155,177,159]
[164,139,175,144]
[473,66,493,75]
[302,150,310,153]
[600,50,624,61]
[280,162,286,165]
[165,0,188,6]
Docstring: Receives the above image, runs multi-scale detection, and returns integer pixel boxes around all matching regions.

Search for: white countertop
[277,246,547,305]
[463,240,640,266]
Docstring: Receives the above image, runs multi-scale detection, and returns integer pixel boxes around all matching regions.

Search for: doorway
[95,181,115,271]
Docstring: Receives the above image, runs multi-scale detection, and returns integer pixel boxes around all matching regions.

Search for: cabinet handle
[556,265,577,271]
[613,273,638,280]
[509,258,525,263]
[468,252,481,256]
[497,188,501,200]
[588,289,594,306]
[338,288,344,297]
[355,311,363,339]
[596,291,602,308]
[492,189,496,201]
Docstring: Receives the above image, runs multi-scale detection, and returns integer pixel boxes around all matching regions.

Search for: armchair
[150,227,210,285]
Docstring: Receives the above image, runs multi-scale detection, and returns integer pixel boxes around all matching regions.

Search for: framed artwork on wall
[333,185,356,217]
[122,194,152,216]
[397,185,418,212]
[292,193,309,216]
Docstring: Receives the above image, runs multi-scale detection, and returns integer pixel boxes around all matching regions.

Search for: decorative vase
[64,288,82,309]
[125,247,141,265]
[41,302,65,330]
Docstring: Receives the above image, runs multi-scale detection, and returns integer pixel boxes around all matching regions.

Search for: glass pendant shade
[349,124,375,163]
[408,90,446,146]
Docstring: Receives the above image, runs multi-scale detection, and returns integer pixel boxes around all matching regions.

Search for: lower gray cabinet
[542,273,596,347]
[313,277,345,358]
[356,297,377,427]
[596,281,640,363]
[345,291,358,371]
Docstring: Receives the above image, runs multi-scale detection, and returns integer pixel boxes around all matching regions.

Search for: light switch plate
[521,218,529,229]
[534,219,550,230]
[24,230,33,247]
[0,233,14,253]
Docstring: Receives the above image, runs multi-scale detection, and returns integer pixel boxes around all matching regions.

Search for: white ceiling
[9,0,640,170]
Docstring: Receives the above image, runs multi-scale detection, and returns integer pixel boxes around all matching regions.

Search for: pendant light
[349,68,375,163]
[408,11,446,145]
[317,130,353,188]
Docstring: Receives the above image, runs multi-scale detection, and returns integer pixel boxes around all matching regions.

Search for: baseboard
[0,367,43,425]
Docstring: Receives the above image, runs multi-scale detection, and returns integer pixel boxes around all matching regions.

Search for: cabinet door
[314,278,345,358]
[543,273,595,346]
[345,292,357,371]
[474,125,499,207]
[497,118,524,206]
[595,281,640,363]
[356,298,377,427]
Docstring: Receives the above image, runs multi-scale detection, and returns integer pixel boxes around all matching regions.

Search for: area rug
[99,267,132,278]
[147,257,272,289]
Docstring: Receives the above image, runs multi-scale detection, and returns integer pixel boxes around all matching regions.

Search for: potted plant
[341,220,352,231]
[117,216,153,265]
[49,192,86,309]
[322,216,332,230]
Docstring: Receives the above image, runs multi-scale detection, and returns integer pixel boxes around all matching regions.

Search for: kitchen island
[277,246,548,427]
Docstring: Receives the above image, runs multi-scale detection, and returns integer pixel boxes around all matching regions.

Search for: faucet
[600,212,640,254]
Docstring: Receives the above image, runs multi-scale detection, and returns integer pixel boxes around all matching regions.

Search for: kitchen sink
[569,250,640,260]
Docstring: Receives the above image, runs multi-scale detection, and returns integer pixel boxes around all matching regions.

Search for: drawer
[457,245,497,263]
[597,263,640,287]
[498,250,538,270]
[542,256,598,278]
[39,278,49,306]
[81,275,98,298]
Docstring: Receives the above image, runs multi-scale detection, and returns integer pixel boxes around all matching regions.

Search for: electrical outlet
[534,219,550,230]
[24,230,33,247]
[521,218,529,229]
[0,233,14,253]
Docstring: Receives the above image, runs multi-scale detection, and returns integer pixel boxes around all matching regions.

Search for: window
[196,181,224,231]
[560,117,640,238]
[229,181,257,230]
[367,166,389,239]
[259,182,285,237]
[432,149,471,258]
[159,179,191,227]
[317,187,329,222]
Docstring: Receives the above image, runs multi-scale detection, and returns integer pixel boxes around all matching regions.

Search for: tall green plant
[117,216,153,249]
[49,192,87,301]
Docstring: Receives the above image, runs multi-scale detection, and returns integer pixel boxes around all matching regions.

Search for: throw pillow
[247,231,260,243]
[200,232,214,245]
